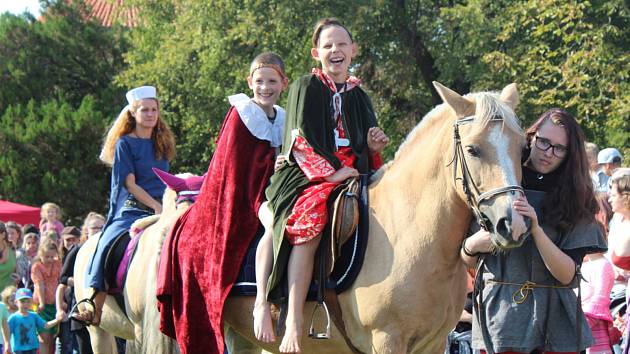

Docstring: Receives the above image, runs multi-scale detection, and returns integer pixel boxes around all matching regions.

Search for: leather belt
[123,198,153,212]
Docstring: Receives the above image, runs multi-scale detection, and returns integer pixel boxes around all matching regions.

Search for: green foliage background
[0,0,627,223]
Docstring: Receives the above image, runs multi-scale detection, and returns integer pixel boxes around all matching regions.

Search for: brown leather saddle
[306,176,365,353]
[326,177,360,274]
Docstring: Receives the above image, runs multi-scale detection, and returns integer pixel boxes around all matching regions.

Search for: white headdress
[126,86,157,105]
[100,86,159,165]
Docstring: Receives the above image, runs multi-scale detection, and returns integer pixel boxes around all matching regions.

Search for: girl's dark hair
[311,18,353,47]
[526,108,598,232]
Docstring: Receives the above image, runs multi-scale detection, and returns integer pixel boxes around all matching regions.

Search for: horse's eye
[465,145,480,157]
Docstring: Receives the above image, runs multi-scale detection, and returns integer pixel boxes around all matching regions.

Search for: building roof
[82,0,137,27]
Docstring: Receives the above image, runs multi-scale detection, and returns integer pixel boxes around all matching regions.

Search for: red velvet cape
[157,106,276,354]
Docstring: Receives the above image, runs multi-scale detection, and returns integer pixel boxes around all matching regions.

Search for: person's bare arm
[125,174,162,214]
[55,283,68,320]
[33,282,46,312]
[513,196,575,285]
[1,318,10,354]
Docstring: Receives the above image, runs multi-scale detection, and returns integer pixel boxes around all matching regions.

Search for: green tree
[109,0,630,171]
[0,0,130,222]
[0,96,110,224]
[0,1,129,114]
[441,0,629,154]
[118,0,357,172]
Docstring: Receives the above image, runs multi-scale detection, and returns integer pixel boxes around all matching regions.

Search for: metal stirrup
[308,302,332,339]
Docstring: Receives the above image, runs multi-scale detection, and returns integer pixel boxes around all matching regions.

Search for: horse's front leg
[224,324,263,354]
[371,328,407,354]
[88,325,118,354]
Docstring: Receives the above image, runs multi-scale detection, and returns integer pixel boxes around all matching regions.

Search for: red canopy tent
[0,200,41,226]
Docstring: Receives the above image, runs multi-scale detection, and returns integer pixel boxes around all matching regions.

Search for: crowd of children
[0,204,105,354]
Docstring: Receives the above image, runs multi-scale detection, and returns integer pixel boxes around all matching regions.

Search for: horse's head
[433,82,530,249]
[153,168,204,213]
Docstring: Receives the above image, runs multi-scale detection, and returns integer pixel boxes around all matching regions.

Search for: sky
[0,0,41,16]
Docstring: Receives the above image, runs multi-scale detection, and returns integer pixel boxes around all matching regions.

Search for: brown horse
[73,172,201,353]
[222,81,528,353]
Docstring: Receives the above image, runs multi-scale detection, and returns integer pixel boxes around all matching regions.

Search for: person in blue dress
[72,86,176,326]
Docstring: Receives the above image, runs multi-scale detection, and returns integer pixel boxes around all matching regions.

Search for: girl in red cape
[156,52,288,354]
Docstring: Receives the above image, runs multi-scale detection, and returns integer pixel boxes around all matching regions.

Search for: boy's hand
[324,166,359,184]
[367,127,389,153]
[274,154,286,171]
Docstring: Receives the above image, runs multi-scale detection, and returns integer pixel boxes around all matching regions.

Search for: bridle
[175,190,200,205]
[447,115,523,231]
[449,115,530,354]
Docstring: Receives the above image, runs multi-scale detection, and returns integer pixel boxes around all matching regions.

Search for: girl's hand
[324,166,359,184]
[367,127,389,153]
[153,203,163,215]
[465,229,494,254]
[274,154,286,171]
[513,196,539,229]
[38,303,45,313]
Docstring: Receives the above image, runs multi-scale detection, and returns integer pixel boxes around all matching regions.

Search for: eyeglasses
[534,135,567,159]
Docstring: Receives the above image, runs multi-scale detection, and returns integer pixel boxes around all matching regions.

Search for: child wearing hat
[594,147,623,193]
[7,288,63,354]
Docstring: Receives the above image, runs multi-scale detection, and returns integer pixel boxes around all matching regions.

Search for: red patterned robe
[285,69,382,245]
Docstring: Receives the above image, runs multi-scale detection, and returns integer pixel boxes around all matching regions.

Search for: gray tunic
[472,221,607,353]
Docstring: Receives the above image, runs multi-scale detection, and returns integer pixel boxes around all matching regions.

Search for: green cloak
[265,74,378,302]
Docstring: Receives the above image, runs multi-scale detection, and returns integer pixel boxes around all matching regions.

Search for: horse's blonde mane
[468,92,521,136]
[371,90,521,182]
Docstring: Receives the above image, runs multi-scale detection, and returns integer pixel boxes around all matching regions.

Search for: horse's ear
[432,81,474,118]
[499,83,519,110]
[153,167,186,192]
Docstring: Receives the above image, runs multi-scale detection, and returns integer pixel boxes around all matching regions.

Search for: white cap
[126,86,157,105]
[598,147,622,164]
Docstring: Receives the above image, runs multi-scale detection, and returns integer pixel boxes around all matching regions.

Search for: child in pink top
[581,252,615,354]
[31,239,62,354]
[39,202,64,236]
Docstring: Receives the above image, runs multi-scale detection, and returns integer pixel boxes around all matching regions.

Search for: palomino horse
[74,172,201,353]
[222,82,528,353]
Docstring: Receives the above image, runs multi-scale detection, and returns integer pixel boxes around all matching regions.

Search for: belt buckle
[124,199,138,209]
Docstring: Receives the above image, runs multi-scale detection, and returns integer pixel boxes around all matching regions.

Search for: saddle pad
[104,231,131,293]
[104,229,143,295]
[231,175,369,298]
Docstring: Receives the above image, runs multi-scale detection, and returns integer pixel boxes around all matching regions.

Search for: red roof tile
[78,0,138,27]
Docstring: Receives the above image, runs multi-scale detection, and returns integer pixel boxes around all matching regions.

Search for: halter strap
[448,115,523,230]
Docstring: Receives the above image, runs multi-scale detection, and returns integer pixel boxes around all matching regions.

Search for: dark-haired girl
[461,109,607,353]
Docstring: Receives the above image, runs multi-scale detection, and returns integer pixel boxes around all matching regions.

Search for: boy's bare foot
[253,302,276,342]
[279,321,302,353]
